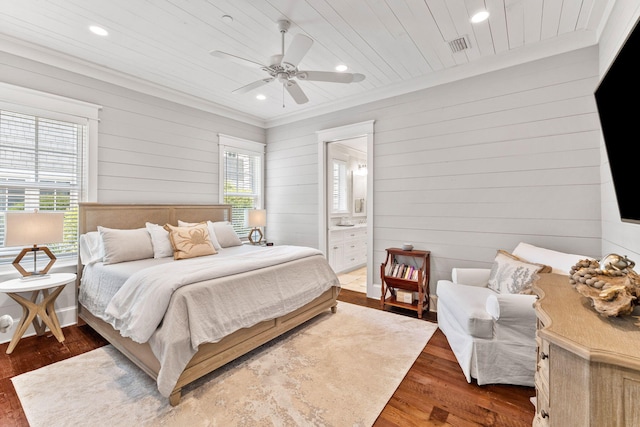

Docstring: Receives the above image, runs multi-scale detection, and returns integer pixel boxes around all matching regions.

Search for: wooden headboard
[77,203,233,280]
[78,203,232,234]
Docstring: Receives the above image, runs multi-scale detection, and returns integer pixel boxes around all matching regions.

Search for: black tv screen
[595,18,640,223]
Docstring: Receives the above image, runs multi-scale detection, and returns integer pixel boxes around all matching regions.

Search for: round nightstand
[0,272,76,354]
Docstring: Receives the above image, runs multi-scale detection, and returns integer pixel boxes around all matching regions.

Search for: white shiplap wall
[597,0,640,262]
[0,50,264,343]
[267,45,602,298]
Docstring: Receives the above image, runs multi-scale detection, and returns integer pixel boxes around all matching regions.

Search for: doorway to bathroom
[327,137,368,293]
[317,120,374,297]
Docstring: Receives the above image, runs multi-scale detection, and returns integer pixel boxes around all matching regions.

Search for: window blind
[0,109,85,266]
[332,160,348,213]
[223,149,262,238]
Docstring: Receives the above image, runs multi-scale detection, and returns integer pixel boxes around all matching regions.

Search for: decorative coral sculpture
[569,255,640,317]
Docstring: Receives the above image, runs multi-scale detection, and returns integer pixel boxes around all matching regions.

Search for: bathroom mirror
[352,172,366,216]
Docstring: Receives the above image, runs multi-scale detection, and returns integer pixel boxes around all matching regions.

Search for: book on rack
[395,263,405,278]
[385,262,394,276]
[386,261,423,280]
[404,266,414,279]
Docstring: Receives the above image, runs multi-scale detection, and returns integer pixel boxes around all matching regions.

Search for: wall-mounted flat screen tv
[595,18,640,224]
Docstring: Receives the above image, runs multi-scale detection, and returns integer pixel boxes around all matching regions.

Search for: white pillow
[177,220,222,250]
[512,242,591,275]
[211,221,242,248]
[79,231,104,265]
[487,250,543,294]
[145,222,174,258]
[97,226,154,265]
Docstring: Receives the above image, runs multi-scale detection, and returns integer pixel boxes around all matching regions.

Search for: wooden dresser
[533,274,640,426]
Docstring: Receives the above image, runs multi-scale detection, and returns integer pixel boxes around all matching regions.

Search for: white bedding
[105,245,327,343]
[79,244,340,397]
[79,245,261,318]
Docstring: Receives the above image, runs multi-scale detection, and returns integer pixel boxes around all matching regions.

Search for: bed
[76,203,340,406]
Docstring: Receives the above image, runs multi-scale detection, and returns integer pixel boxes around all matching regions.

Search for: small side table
[0,272,76,354]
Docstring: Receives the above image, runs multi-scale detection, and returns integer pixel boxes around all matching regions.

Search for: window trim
[0,83,100,276]
[0,82,100,202]
[218,134,266,238]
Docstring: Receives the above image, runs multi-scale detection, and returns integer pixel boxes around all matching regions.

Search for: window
[0,83,99,270]
[0,110,86,266]
[219,134,265,238]
[331,159,348,213]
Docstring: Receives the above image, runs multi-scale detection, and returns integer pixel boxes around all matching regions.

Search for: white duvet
[104,245,326,343]
[80,244,340,397]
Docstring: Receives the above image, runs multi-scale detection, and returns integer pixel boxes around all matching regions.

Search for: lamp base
[12,245,57,278]
[248,228,264,245]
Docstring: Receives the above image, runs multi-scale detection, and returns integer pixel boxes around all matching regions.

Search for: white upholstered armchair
[436,243,590,387]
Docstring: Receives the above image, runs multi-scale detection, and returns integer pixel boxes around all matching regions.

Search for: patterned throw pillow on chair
[487,250,549,294]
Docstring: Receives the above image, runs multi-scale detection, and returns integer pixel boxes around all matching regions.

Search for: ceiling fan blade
[281,34,313,67]
[209,50,266,69]
[297,71,366,83]
[232,78,275,94]
[284,80,309,104]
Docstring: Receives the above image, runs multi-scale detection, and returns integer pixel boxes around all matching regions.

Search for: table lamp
[247,209,266,245]
[4,210,65,278]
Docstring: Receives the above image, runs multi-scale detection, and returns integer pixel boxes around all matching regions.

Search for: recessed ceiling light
[256,94,266,100]
[222,15,234,23]
[470,10,490,23]
[89,25,109,36]
[335,64,348,72]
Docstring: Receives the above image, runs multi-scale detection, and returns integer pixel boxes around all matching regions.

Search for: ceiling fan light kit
[210,19,366,105]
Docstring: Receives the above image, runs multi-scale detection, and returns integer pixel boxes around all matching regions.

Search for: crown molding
[0,34,267,128]
[1,30,597,131]
[263,30,598,128]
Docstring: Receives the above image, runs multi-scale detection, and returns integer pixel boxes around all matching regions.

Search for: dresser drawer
[536,335,550,389]
[533,379,550,427]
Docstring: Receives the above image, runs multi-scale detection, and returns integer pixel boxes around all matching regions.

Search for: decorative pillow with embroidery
[178,220,222,250]
[164,223,217,260]
[487,250,545,294]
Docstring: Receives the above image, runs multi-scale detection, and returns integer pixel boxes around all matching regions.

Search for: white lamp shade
[4,211,65,247]
[247,209,267,227]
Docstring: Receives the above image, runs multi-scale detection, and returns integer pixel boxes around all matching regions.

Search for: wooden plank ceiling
[0,0,612,126]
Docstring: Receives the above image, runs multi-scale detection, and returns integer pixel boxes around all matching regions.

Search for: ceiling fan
[209,20,365,105]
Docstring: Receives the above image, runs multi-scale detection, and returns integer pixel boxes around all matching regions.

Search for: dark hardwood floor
[0,289,535,426]
[339,289,536,427]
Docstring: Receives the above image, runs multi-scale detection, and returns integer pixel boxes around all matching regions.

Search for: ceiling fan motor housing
[268,54,297,81]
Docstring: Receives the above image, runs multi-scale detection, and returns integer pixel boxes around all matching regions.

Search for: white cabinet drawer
[328,227,366,273]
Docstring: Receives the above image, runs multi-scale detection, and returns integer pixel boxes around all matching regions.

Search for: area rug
[13,302,437,427]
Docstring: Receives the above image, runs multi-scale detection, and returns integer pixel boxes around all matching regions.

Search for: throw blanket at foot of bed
[102,245,340,397]
[104,246,327,342]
